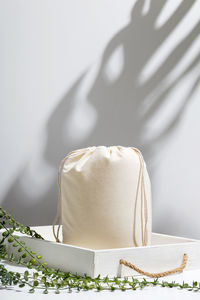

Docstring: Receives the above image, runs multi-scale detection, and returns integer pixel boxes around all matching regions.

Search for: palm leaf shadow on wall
[2,0,200,226]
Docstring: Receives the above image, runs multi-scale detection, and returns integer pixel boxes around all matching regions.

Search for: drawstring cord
[52,161,62,243]
[131,147,148,247]
[52,155,70,243]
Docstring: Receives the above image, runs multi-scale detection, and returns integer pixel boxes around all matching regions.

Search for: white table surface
[1,263,200,300]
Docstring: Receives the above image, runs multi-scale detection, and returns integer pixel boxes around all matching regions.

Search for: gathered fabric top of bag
[53,146,152,249]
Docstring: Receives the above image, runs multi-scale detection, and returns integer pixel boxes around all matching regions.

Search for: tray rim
[26,226,200,252]
[2,225,199,253]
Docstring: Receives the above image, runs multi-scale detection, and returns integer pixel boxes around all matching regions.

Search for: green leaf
[33,280,39,287]
[8,237,14,243]
[29,258,36,265]
[24,270,29,281]
[193,281,198,287]
[22,253,28,258]
[9,253,14,261]
[2,231,9,237]
[19,283,25,288]
[12,243,19,247]
[33,272,39,279]
[36,255,42,259]
[18,247,23,252]
[26,262,33,269]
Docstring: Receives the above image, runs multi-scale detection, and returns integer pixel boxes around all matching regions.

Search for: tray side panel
[1,233,95,277]
[94,242,200,277]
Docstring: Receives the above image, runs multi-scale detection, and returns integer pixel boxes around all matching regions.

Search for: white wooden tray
[2,226,200,278]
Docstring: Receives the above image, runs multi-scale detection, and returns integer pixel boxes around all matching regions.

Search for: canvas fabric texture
[53,146,152,249]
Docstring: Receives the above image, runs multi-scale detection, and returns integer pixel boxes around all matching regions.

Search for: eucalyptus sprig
[0,206,200,294]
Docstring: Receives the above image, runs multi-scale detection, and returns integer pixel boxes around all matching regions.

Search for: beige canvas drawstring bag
[53,146,152,249]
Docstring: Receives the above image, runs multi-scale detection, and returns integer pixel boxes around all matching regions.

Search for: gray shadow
[2,0,200,227]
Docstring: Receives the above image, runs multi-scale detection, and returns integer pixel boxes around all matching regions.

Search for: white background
[0,0,200,240]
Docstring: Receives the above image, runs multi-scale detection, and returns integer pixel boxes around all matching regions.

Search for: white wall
[0,0,200,239]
